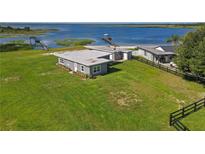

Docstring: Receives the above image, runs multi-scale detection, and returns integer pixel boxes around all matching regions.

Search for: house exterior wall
[132,49,144,56]
[153,56,159,63]
[77,63,90,75]
[146,52,154,61]
[123,52,128,60]
[98,51,132,61]
[127,52,132,60]
[132,48,175,63]
[58,57,108,76]
[132,49,155,61]
[90,63,108,76]
[58,57,90,75]
[123,52,132,60]
[58,58,74,70]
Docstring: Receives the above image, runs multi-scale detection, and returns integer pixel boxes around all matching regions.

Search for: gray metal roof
[54,50,112,66]
[85,45,132,53]
[156,45,175,53]
[138,45,175,56]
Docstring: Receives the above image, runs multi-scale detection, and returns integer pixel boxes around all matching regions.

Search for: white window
[60,58,64,63]
[93,65,101,74]
[81,65,85,72]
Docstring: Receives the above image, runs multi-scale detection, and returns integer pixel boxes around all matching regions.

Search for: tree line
[0,25,30,32]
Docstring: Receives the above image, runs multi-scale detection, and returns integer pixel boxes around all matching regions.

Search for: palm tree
[166,34,181,45]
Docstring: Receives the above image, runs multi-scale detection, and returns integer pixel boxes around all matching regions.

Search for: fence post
[169,114,172,126]
[204,97,205,107]
[194,103,197,111]
[182,108,185,117]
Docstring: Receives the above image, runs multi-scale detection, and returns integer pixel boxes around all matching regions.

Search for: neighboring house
[132,45,176,63]
[54,50,112,77]
[86,46,132,61]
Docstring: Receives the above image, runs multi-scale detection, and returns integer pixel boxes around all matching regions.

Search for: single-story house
[54,46,133,77]
[54,50,112,76]
[132,45,176,63]
[85,46,132,61]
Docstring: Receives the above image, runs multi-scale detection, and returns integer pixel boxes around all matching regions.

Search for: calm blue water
[0,23,192,47]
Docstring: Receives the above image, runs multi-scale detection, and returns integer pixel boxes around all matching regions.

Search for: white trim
[74,63,78,72]
[109,54,113,60]
[123,53,128,60]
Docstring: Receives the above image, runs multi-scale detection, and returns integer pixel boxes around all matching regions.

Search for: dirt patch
[0,119,17,131]
[199,92,205,98]
[39,71,54,76]
[168,95,186,109]
[110,91,143,108]
[1,76,21,82]
[42,53,55,56]
[176,99,186,109]
[169,94,205,110]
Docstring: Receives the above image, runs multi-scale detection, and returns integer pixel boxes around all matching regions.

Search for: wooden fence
[172,119,190,131]
[169,97,205,131]
[134,56,205,84]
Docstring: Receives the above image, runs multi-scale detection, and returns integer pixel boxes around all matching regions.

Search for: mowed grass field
[0,49,204,130]
[181,109,205,131]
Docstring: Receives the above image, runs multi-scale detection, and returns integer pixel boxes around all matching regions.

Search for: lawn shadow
[107,61,122,75]
[92,67,121,79]
[108,67,121,74]
[110,61,122,66]
[183,75,205,87]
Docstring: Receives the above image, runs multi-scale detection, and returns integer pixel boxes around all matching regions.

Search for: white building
[85,46,132,61]
[132,45,176,63]
[54,46,133,77]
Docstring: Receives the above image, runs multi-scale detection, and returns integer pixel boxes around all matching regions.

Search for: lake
[0,23,193,48]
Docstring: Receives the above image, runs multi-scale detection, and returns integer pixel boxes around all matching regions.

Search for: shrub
[0,40,32,52]
[55,38,95,47]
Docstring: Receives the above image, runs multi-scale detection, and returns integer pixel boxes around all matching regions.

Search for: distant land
[110,23,205,28]
[0,25,58,36]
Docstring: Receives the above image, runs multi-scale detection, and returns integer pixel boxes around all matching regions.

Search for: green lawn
[181,109,205,131]
[0,49,204,130]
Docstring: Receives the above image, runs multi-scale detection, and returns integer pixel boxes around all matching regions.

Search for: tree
[166,34,181,45]
[190,38,205,76]
[174,26,205,77]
